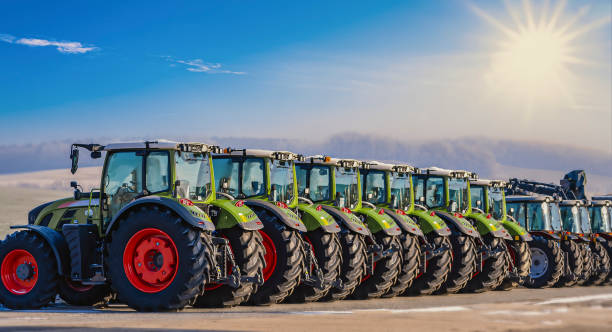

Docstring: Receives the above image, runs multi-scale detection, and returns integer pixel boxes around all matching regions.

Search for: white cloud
[0,34,97,54]
[164,56,245,75]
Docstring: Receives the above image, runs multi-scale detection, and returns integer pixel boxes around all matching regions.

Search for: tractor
[0,141,264,311]
[469,179,532,290]
[295,156,401,300]
[586,199,612,284]
[359,161,449,297]
[505,195,565,288]
[211,148,335,304]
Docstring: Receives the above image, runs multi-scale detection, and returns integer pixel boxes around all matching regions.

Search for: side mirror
[91,151,102,159]
[70,148,79,174]
[70,181,78,189]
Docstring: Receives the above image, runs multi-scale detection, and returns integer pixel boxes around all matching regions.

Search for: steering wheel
[216,192,235,200]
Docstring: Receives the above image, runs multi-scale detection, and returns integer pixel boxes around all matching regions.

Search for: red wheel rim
[259,230,277,281]
[1,249,38,295]
[507,245,517,272]
[205,235,233,291]
[123,228,179,293]
[66,279,94,292]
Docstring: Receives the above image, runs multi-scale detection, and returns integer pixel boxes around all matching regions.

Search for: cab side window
[146,151,169,193]
[104,151,143,219]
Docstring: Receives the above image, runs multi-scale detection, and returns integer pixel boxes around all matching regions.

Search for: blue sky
[1,0,610,151]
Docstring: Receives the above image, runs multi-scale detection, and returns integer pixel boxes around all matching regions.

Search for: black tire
[58,280,112,306]
[285,230,342,303]
[525,236,563,288]
[576,243,592,286]
[463,235,509,293]
[106,206,209,312]
[193,228,265,307]
[383,233,420,298]
[601,239,612,285]
[248,211,304,305]
[555,240,583,287]
[322,231,367,301]
[436,234,477,294]
[0,231,59,309]
[406,235,452,296]
[351,234,401,299]
[496,240,532,290]
[585,241,611,286]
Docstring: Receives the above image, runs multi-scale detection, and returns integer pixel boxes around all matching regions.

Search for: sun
[471,0,610,112]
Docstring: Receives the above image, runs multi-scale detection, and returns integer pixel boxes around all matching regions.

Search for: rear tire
[351,234,401,299]
[107,206,209,312]
[322,231,367,301]
[285,230,342,303]
[384,233,420,298]
[576,243,592,286]
[406,235,452,295]
[0,231,59,309]
[463,235,509,293]
[585,241,610,286]
[496,240,531,290]
[525,236,563,288]
[58,280,112,306]
[601,239,612,285]
[193,228,265,307]
[555,240,583,287]
[248,212,304,305]
[436,234,477,294]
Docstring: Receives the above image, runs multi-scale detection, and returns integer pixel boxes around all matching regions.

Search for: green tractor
[211,149,338,304]
[359,161,449,297]
[505,195,565,288]
[0,141,265,311]
[469,179,532,290]
[295,156,402,300]
[587,199,612,284]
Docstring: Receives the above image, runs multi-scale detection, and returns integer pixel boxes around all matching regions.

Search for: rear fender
[105,196,215,237]
[434,211,480,238]
[297,204,340,233]
[382,209,424,238]
[244,199,307,232]
[466,213,512,240]
[9,225,70,276]
[319,205,370,236]
[357,207,402,236]
[208,199,263,231]
[500,219,532,241]
[407,210,451,236]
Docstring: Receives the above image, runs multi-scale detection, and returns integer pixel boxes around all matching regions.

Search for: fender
[465,213,512,240]
[434,211,480,238]
[105,196,215,236]
[593,236,607,243]
[407,210,451,236]
[297,204,341,233]
[319,205,370,236]
[244,199,307,232]
[385,209,424,238]
[530,231,561,241]
[208,199,263,231]
[357,208,402,236]
[500,219,532,241]
[9,225,70,276]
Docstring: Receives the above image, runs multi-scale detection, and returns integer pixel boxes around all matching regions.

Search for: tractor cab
[559,200,590,241]
[505,195,562,234]
[588,200,612,234]
[413,167,475,215]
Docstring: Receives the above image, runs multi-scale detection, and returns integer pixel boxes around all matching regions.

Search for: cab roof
[103,140,216,153]
[222,148,301,161]
[299,155,361,168]
[470,179,507,187]
[419,167,478,179]
[505,195,554,203]
[362,161,417,174]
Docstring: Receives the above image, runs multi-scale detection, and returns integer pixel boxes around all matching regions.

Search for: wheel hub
[529,247,549,279]
[16,263,33,280]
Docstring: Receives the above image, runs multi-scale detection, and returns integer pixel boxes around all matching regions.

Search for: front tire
[525,236,563,288]
[107,206,209,312]
[496,240,531,290]
[555,240,583,287]
[585,241,611,286]
[384,233,420,297]
[576,243,593,286]
[0,231,59,309]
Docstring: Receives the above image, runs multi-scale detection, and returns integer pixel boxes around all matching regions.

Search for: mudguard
[208,199,263,231]
[594,236,607,243]
[319,205,370,236]
[297,204,341,233]
[500,219,532,241]
[9,225,70,276]
[385,209,424,238]
[105,196,216,236]
[357,207,401,236]
[244,199,307,232]
[466,213,512,240]
[408,210,451,236]
[434,211,480,238]
[530,231,561,241]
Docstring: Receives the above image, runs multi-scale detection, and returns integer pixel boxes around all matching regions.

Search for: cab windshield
[448,178,469,212]
[390,172,411,210]
[270,159,294,203]
[335,167,359,209]
[560,205,582,233]
[590,206,612,232]
[212,157,266,199]
[579,206,591,234]
[527,202,553,231]
[296,165,330,202]
[549,203,562,231]
[413,175,444,209]
[489,187,505,220]
[470,185,485,211]
[364,170,386,204]
[174,152,212,201]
